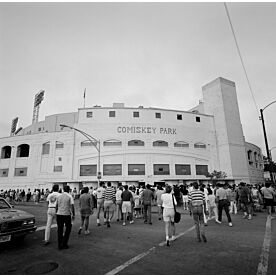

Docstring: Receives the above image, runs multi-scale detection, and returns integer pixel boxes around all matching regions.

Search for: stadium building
[0,77,264,191]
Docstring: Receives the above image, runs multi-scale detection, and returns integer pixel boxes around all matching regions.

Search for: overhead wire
[223,2,260,114]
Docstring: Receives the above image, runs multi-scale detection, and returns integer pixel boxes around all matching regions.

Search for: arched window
[153,140,168,147]
[42,142,50,155]
[55,141,64,149]
[174,141,189,148]
[17,144,30,157]
[103,139,122,147]
[247,150,252,160]
[81,140,97,147]
[128,140,145,146]
[194,143,206,149]
[1,146,12,159]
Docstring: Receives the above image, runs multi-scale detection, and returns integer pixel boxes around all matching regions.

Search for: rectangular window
[175,164,191,175]
[195,165,208,176]
[86,111,93,118]
[80,165,97,176]
[109,111,116,117]
[133,111,139,118]
[55,142,64,149]
[58,157,62,161]
[153,164,170,175]
[53,166,62,172]
[38,127,41,131]
[0,169,9,177]
[196,116,201,122]
[14,167,27,177]
[155,112,161,119]
[42,143,50,155]
[103,164,122,176]
[177,114,182,120]
[128,164,145,175]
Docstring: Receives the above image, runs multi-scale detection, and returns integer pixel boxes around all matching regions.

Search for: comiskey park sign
[117,126,177,135]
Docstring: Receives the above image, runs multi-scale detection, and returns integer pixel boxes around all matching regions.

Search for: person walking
[141,184,154,225]
[216,183,232,226]
[160,185,177,246]
[188,182,208,242]
[78,187,94,235]
[56,185,75,250]
[239,182,253,220]
[182,185,189,211]
[96,182,106,226]
[261,182,276,217]
[121,185,134,226]
[115,186,123,221]
[229,186,238,215]
[207,188,218,221]
[200,184,209,226]
[155,185,165,220]
[103,182,116,227]
[26,189,32,202]
[43,184,60,246]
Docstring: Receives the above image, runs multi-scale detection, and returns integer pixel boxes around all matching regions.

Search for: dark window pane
[128,164,145,175]
[195,165,208,175]
[80,165,97,176]
[103,164,122,176]
[154,164,170,175]
[175,164,191,175]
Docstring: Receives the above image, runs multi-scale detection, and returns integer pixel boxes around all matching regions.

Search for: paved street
[0,201,275,275]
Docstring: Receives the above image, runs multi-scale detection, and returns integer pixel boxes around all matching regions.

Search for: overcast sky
[1,2,276,158]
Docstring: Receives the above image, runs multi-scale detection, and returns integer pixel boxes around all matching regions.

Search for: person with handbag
[188,182,208,242]
[160,185,177,246]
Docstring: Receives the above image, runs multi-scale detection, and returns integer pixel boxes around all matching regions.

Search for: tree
[206,170,227,184]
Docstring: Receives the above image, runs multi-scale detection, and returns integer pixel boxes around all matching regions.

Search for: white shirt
[47,191,60,208]
[56,192,74,216]
[208,194,216,207]
[161,193,177,209]
[116,189,123,201]
[96,187,105,199]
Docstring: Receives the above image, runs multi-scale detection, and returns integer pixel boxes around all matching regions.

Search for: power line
[224,2,259,114]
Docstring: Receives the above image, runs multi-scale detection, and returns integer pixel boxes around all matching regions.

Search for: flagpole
[83,88,86,108]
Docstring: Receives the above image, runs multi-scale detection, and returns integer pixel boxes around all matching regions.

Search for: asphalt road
[0,200,275,275]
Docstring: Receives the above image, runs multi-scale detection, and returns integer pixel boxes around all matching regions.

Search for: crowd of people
[0,188,51,203]
[1,180,275,249]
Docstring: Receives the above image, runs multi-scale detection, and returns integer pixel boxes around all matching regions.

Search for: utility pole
[260,104,276,183]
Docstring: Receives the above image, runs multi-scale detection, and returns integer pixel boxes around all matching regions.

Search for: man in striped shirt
[103,182,116,228]
[188,182,208,242]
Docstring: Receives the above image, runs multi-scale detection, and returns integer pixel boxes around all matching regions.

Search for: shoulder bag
[172,194,181,223]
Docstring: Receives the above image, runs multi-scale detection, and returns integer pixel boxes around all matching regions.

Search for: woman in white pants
[207,189,218,221]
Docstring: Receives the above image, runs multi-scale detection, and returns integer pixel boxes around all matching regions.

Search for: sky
[1,2,276,159]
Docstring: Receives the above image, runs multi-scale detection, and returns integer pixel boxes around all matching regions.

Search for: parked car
[0,197,37,243]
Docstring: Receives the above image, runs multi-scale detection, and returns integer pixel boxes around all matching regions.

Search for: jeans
[143,203,152,223]
[192,206,205,240]
[56,215,72,248]
[218,199,232,223]
[44,208,56,242]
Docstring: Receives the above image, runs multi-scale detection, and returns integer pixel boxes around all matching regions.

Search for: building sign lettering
[117,126,177,135]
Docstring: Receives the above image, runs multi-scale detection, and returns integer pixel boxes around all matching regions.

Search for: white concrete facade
[0,77,264,191]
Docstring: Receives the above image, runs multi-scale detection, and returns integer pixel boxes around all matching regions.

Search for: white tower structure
[202,77,250,182]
